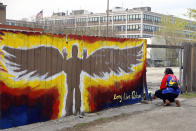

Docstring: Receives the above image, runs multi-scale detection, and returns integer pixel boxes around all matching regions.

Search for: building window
[88,17,99,23]
[143,35,151,38]
[132,14,136,20]
[143,24,159,32]
[128,15,133,21]
[100,17,104,22]
[127,14,141,21]
[145,15,161,23]
[67,19,75,24]
[127,24,141,31]
[103,16,107,22]
[114,25,126,32]
[127,35,140,38]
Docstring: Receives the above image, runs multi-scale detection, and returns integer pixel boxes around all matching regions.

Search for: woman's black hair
[164,68,174,75]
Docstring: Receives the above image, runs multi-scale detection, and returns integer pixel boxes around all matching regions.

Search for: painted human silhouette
[64,45,82,115]
[2,42,144,115]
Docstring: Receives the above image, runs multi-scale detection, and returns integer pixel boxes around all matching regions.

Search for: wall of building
[0,24,43,32]
[0,30,146,129]
[0,3,6,24]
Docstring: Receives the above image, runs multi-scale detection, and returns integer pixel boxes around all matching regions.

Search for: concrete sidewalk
[6,97,191,131]
[83,97,196,131]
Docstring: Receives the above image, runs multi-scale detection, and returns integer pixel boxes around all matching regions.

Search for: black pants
[155,90,178,103]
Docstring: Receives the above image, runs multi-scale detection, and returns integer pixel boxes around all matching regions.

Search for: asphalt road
[7,97,196,131]
[78,98,196,131]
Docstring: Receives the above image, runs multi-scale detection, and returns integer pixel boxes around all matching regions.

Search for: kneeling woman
[154,68,180,106]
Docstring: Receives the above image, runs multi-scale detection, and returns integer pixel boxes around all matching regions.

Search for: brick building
[0,3,6,24]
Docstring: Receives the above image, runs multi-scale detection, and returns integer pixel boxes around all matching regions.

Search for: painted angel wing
[83,42,144,77]
[2,46,65,79]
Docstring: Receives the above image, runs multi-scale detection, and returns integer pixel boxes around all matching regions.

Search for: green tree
[156,15,196,45]
[184,8,196,42]
[185,8,196,20]
[157,15,184,45]
[155,15,196,66]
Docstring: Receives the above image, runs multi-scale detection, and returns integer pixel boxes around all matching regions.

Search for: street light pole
[106,0,109,37]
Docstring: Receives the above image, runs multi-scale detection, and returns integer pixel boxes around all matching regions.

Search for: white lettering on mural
[113,91,141,102]
[113,94,123,102]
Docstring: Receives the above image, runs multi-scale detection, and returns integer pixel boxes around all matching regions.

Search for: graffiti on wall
[0,30,146,129]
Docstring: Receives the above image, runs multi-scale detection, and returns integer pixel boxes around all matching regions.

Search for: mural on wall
[0,30,146,129]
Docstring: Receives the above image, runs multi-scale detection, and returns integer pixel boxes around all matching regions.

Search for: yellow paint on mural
[0,31,146,115]
[81,39,146,112]
[0,32,68,118]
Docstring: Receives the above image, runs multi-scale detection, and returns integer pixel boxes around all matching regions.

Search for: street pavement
[5,97,196,131]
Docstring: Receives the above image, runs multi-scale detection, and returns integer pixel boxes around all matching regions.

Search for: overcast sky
[1,0,196,20]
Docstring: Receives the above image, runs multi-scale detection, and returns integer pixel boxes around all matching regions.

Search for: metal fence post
[179,48,183,90]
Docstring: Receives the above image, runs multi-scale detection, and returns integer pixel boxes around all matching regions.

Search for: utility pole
[106,0,109,37]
